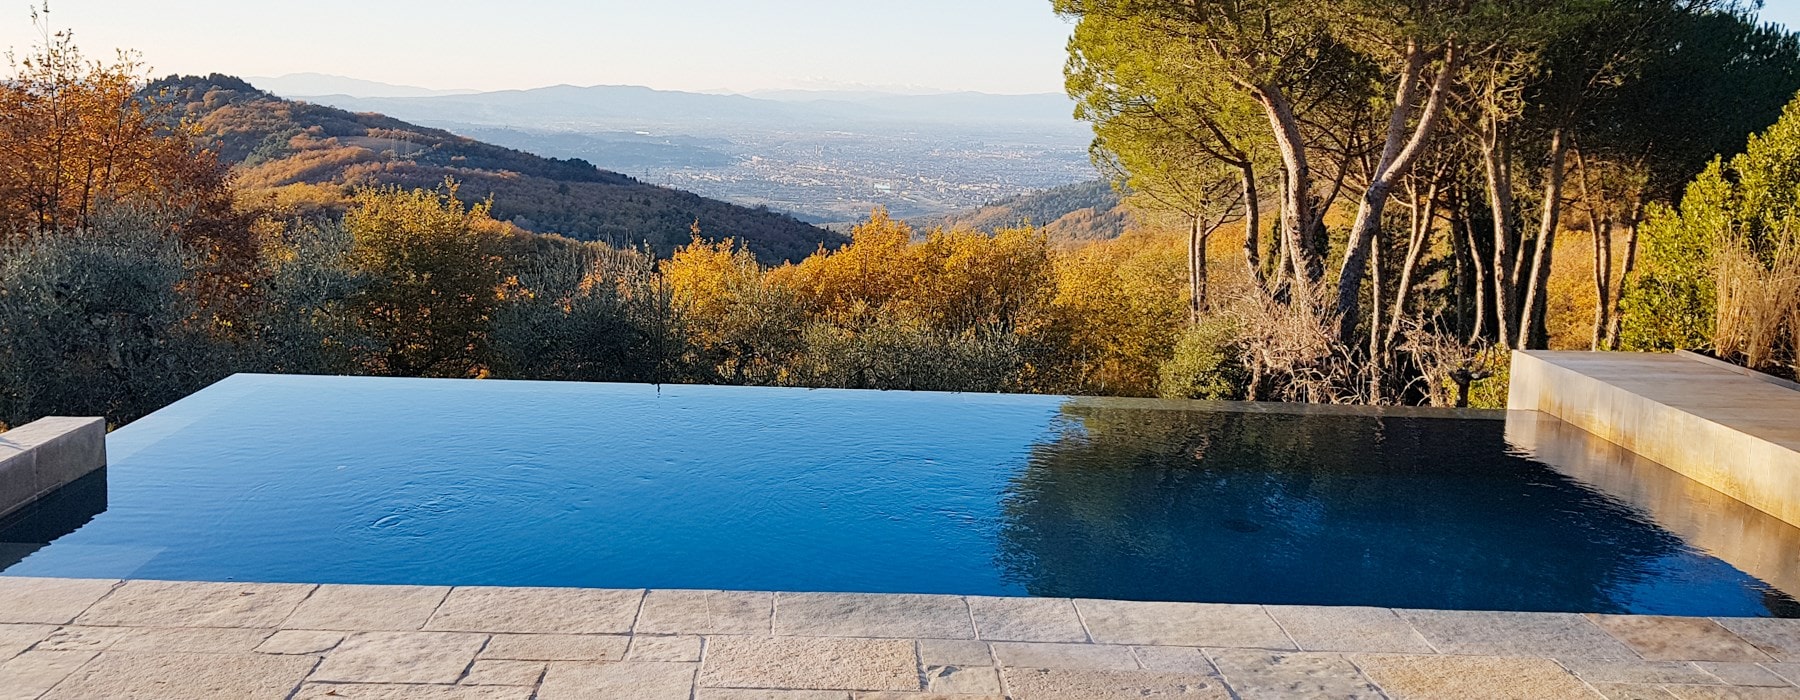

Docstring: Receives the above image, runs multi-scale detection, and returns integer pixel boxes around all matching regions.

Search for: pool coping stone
[3,578,1799,698]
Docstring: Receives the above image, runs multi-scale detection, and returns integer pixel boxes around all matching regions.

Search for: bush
[244,218,371,375]
[0,210,232,425]
[1622,94,1800,373]
[488,242,688,384]
[789,313,1026,393]
[1156,318,1246,400]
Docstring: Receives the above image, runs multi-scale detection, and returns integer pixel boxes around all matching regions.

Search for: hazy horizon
[0,0,1075,95]
[241,71,1075,99]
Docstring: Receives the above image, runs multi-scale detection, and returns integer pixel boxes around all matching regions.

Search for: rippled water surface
[3,374,1796,616]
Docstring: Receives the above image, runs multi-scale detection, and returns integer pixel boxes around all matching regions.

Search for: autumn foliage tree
[342,184,512,377]
[0,15,234,251]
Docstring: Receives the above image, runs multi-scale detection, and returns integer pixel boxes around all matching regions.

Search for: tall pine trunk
[1334,42,1455,343]
[1518,127,1569,349]
[1480,118,1518,349]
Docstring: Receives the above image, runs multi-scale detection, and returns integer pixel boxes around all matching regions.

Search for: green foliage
[246,219,371,375]
[1157,318,1246,400]
[790,315,1026,393]
[487,241,688,384]
[1622,92,1800,356]
[0,210,233,426]
[342,185,510,377]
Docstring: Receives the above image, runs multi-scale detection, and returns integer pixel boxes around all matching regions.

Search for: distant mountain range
[150,74,843,262]
[922,180,1133,241]
[251,77,1098,222]
[246,73,479,99]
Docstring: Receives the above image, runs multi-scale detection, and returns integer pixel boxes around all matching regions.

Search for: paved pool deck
[3,579,1800,699]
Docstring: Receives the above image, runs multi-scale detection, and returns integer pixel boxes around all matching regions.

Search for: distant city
[251,74,1100,225]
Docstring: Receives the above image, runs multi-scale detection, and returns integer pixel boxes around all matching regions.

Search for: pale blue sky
[3,1,1797,96]
[0,0,1077,94]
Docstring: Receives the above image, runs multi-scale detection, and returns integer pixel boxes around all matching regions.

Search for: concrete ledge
[1509,350,1800,527]
[0,416,107,519]
[1678,349,1800,392]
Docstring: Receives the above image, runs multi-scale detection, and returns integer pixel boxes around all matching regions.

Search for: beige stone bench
[0,416,107,519]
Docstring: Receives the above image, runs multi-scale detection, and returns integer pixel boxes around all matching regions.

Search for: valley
[277,82,1100,224]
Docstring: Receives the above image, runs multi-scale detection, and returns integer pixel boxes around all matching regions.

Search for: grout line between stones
[627,589,648,636]
[1069,599,1096,644]
[418,585,459,633]
[1259,605,1301,652]
[1391,609,1443,655]
[1339,653,1393,700]
[280,652,325,700]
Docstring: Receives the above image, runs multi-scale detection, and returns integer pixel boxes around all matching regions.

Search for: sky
[1768,0,1800,29]
[0,0,1077,95]
[3,1,1798,96]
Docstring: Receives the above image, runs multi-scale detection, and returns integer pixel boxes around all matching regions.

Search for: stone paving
[5,578,1800,699]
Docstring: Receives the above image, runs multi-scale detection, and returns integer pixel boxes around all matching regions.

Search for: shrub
[0,210,232,425]
[1156,318,1246,400]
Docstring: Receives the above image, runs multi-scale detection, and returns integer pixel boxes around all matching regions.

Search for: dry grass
[1714,238,1800,374]
[1545,227,1631,350]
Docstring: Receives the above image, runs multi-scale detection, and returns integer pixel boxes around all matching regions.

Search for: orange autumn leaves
[0,30,231,244]
[661,209,1192,396]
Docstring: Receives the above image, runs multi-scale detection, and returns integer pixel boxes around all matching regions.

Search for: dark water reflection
[997,405,1800,616]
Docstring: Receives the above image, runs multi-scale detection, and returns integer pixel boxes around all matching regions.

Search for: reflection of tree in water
[995,405,1791,614]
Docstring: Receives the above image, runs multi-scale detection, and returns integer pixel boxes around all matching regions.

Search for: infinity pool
[2,373,1796,616]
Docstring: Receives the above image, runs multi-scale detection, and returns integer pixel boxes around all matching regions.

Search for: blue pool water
[2,373,1796,616]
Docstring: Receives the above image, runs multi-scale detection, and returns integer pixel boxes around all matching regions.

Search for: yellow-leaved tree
[344,183,512,378]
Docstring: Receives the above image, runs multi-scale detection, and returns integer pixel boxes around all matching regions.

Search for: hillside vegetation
[924,180,1132,241]
[148,75,842,262]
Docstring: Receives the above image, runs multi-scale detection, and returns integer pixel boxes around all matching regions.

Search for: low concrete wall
[1509,350,1800,527]
[0,417,107,519]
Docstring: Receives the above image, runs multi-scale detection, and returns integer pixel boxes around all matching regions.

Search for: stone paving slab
[4,578,1800,698]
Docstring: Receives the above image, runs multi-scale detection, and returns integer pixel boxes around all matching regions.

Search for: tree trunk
[1480,118,1517,349]
[1240,163,1264,290]
[1189,215,1205,324]
[1386,176,1440,350]
[1603,194,1646,349]
[1272,178,1292,291]
[1245,82,1322,293]
[1335,42,1455,342]
[1518,127,1569,349]
[1575,149,1612,350]
[1461,209,1490,344]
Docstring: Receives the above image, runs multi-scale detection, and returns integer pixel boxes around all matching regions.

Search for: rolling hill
[148,74,844,262]
[923,180,1134,241]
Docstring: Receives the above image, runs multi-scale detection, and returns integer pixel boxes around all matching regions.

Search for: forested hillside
[924,180,1133,241]
[146,75,842,262]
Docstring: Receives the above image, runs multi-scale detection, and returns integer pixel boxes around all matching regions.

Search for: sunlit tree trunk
[1604,194,1646,349]
[1519,127,1569,349]
[1575,149,1613,350]
[1244,82,1323,293]
[1335,42,1456,343]
[1386,173,1441,350]
[1480,117,1517,349]
[1240,162,1264,291]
